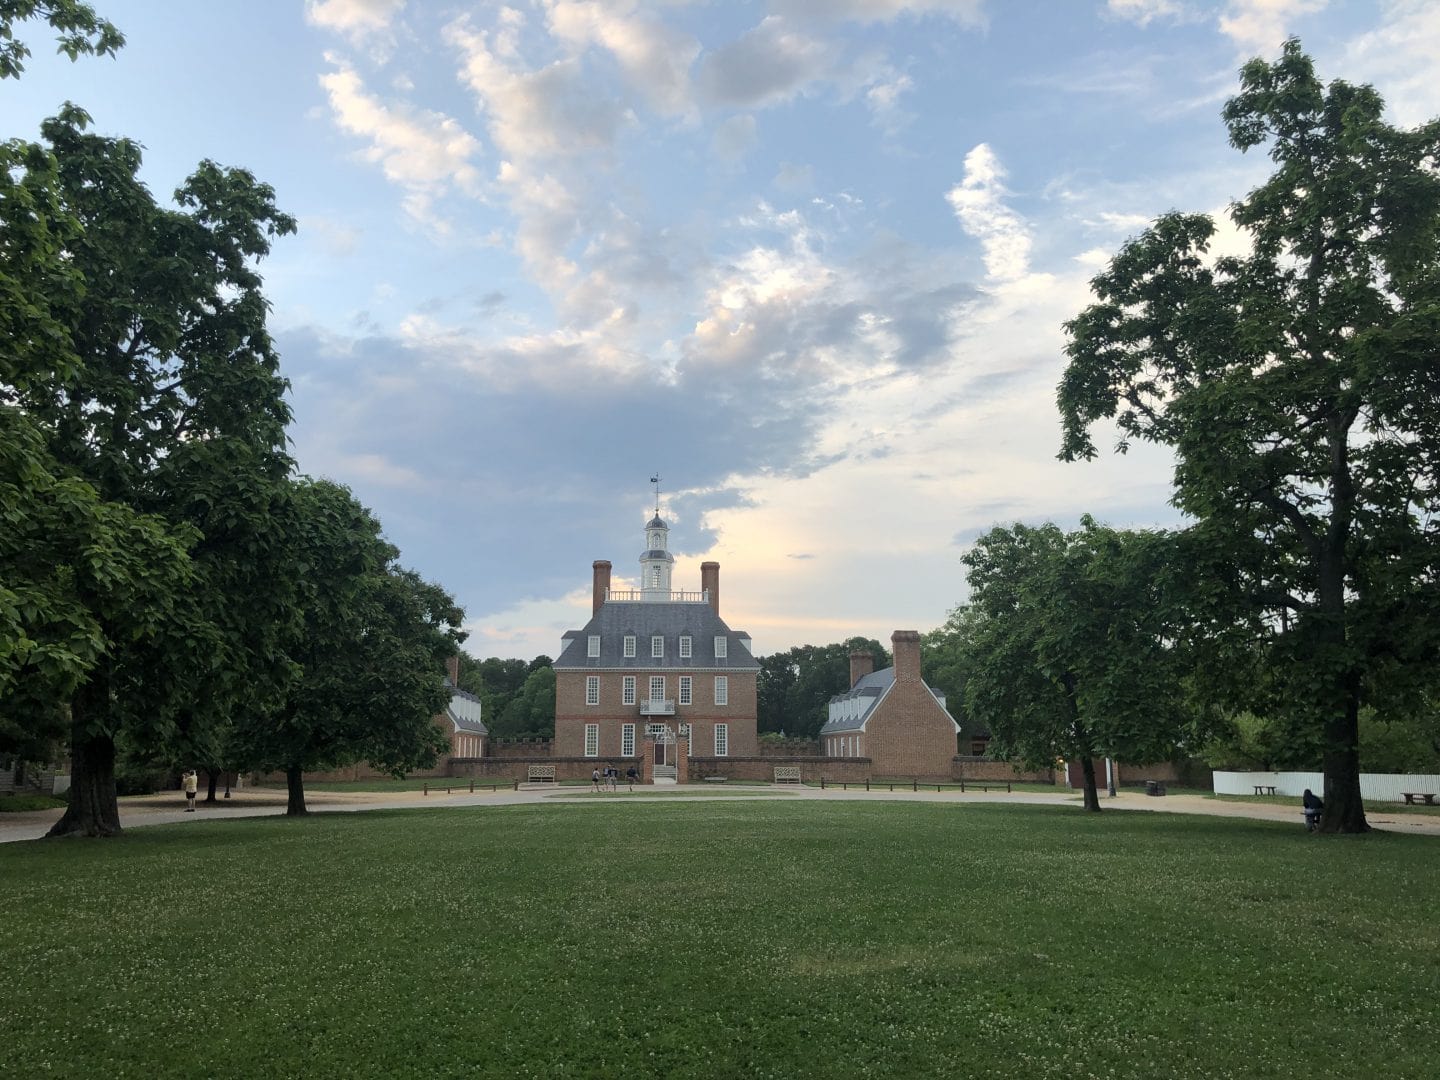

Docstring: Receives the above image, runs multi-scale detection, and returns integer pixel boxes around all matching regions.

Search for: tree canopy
[1058,41,1440,832]
[232,479,465,816]
[963,518,1189,811]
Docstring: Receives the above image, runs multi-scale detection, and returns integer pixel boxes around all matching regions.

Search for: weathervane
[650,473,662,515]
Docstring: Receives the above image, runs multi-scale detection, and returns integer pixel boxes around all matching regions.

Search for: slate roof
[445,685,487,735]
[820,666,957,735]
[553,600,759,671]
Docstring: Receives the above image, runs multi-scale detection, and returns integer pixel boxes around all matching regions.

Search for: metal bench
[1401,792,1437,805]
[527,765,557,784]
[773,766,802,784]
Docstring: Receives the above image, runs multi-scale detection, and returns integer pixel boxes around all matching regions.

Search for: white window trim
[651,635,664,658]
[715,723,729,757]
[714,675,728,706]
[714,636,727,659]
[624,635,636,658]
[587,634,600,658]
[584,723,599,757]
[621,723,636,757]
[679,635,692,658]
[678,676,692,706]
[622,675,636,706]
[649,675,665,701]
[585,676,600,706]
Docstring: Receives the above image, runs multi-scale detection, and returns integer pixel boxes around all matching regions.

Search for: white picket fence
[1214,770,1440,802]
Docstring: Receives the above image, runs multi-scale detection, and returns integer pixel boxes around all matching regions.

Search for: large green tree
[1058,43,1440,832]
[963,519,1189,811]
[3,106,298,836]
[235,479,465,816]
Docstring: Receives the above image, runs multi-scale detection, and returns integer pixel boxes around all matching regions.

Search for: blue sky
[5,1,1436,659]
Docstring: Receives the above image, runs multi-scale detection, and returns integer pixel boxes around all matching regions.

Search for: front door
[655,739,669,767]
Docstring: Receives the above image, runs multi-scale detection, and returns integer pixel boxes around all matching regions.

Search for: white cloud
[768,0,986,26]
[545,1,700,117]
[1218,0,1328,55]
[1343,0,1440,127]
[306,0,405,36]
[1106,0,1187,25]
[713,114,759,161]
[697,16,836,107]
[945,143,1034,284]
[318,58,482,228]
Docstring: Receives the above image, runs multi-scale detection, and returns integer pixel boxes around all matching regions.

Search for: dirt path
[4,785,1438,844]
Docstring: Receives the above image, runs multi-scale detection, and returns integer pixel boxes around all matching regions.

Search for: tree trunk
[205,769,219,803]
[1079,754,1102,813]
[285,765,307,816]
[1320,694,1369,834]
[47,675,122,838]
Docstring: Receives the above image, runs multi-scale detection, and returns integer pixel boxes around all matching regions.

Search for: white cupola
[640,513,675,600]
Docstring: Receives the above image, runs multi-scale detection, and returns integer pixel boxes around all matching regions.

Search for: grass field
[3,803,1437,1078]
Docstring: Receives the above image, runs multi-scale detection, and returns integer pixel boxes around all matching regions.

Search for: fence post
[820,777,826,790]
[865,778,870,792]
[423,783,428,796]
[470,779,475,793]
[913,778,917,792]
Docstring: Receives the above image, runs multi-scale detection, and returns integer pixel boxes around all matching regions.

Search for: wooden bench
[1401,792,1437,805]
[773,766,802,785]
[527,765,557,784]
[704,776,727,783]
[1253,785,1277,796]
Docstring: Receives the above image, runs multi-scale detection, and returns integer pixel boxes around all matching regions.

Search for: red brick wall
[555,669,758,757]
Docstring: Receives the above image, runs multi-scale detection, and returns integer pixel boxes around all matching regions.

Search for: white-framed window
[624,635,636,658]
[623,675,636,705]
[679,635,692,658]
[587,635,601,658]
[651,635,664,658]
[714,636,727,659]
[650,565,662,587]
[649,675,665,701]
[715,723,729,756]
[622,723,636,757]
[586,676,600,706]
[584,723,599,757]
[714,676,728,706]
[678,676,692,705]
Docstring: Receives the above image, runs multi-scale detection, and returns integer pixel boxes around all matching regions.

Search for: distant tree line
[456,655,555,739]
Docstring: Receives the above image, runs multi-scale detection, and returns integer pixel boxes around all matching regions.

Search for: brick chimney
[592,560,612,614]
[849,650,874,688]
[891,630,922,684]
[701,561,720,615]
[446,654,460,687]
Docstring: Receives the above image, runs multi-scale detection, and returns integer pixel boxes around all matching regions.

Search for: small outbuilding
[820,630,959,780]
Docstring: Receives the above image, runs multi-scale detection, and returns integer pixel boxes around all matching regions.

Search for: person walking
[591,767,601,793]
[183,769,199,812]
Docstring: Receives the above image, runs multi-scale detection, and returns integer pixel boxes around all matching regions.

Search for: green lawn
[3,803,1437,1078]
[0,793,67,812]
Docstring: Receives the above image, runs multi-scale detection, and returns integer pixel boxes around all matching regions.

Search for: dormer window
[651,635,664,658]
[679,635,692,658]
[714,636,727,659]
[624,635,636,658]
[587,635,600,658]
